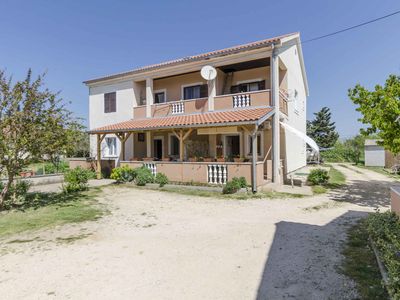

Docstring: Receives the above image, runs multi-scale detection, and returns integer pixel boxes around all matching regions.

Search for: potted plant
[162,157,170,162]
[233,155,242,163]
[203,157,213,162]
[143,157,153,161]
[216,156,225,163]
[196,157,204,162]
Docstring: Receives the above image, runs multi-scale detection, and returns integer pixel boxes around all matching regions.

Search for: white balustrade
[232,94,251,108]
[171,102,184,114]
[207,164,228,184]
[143,163,157,176]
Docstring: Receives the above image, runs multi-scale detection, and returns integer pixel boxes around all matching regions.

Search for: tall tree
[349,74,400,153]
[307,107,339,148]
[0,69,78,208]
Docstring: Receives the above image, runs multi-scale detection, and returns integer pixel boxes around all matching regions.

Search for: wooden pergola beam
[172,128,193,161]
[115,132,132,161]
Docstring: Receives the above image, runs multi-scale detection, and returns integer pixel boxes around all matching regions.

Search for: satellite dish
[201,65,217,81]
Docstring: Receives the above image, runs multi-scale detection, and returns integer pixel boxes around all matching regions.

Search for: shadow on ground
[256,210,367,300]
[328,179,393,208]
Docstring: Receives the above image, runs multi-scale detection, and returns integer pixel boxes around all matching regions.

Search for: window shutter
[258,80,266,90]
[104,95,109,113]
[230,85,239,94]
[111,92,116,112]
[104,92,116,113]
[200,84,208,98]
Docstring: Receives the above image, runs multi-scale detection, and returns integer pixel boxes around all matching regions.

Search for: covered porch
[90,107,282,191]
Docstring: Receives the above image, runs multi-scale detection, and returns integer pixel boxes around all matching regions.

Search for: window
[105,137,117,156]
[138,133,145,142]
[104,92,116,113]
[248,134,262,156]
[230,80,265,94]
[169,135,180,156]
[154,91,166,104]
[183,84,208,100]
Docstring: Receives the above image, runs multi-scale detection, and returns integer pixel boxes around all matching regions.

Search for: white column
[146,78,154,118]
[271,47,280,183]
[146,131,152,158]
[208,78,216,111]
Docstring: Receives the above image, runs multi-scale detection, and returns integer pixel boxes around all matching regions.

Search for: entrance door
[153,139,163,159]
[225,135,240,157]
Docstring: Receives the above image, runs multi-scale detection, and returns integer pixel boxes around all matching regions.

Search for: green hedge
[366,211,400,298]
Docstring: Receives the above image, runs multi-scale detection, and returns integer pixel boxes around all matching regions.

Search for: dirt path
[0,165,395,300]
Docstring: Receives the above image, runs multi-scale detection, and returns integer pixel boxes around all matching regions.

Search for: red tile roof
[83,32,298,85]
[89,107,273,133]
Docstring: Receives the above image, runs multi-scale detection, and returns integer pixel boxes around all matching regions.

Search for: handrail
[215,89,271,98]
[263,146,272,164]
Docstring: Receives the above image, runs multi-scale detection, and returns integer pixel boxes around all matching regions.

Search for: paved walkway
[0,164,394,299]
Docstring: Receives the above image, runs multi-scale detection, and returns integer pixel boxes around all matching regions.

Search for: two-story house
[85,32,309,192]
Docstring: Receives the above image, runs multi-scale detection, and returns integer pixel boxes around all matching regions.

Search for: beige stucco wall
[391,187,400,216]
[154,72,206,102]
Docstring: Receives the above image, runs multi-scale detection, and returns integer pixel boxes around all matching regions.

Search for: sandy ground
[0,164,395,300]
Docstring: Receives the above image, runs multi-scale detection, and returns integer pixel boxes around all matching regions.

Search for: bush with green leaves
[135,167,154,186]
[110,165,137,183]
[0,180,31,209]
[63,167,95,193]
[155,173,168,187]
[44,161,69,174]
[366,211,400,298]
[222,177,247,194]
[307,169,330,185]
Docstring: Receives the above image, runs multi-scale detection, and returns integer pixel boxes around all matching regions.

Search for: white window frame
[222,133,242,158]
[168,133,180,157]
[245,131,264,159]
[181,82,205,100]
[154,89,167,104]
[104,136,117,157]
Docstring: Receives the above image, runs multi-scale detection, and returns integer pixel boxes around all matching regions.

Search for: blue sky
[1,0,399,138]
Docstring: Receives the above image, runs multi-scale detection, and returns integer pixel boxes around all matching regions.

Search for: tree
[349,74,400,153]
[343,134,365,165]
[0,69,78,208]
[307,107,339,148]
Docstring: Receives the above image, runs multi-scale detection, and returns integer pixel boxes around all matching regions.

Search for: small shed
[364,139,385,167]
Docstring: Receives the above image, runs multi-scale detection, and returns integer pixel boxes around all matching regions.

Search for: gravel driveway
[0,164,393,299]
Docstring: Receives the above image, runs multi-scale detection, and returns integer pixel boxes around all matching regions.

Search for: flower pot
[162,157,170,162]
[143,157,153,161]
[203,157,213,162]
[216,158,225,163]
[233,157,242,163]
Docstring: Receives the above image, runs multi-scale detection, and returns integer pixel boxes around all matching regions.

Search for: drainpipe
[251,124,259,193]
[271,44,281,184]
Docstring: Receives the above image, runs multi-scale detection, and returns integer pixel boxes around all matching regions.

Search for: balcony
[133,89,277,119]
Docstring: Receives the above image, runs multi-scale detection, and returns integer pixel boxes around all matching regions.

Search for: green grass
[311,165,346,194]
[341,219,389,299]
[356,165,400,180]
[0,189,103,238]
[128,184,305,200]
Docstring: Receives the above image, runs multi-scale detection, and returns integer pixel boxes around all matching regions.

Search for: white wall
[89,80,136,163]
[278,43,307,174]
[365,146,385,167]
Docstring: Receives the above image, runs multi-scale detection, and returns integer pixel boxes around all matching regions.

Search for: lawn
[312,165,346,194]
[356,165,400,180]
[0,188,103,238]
[341,219,389,299]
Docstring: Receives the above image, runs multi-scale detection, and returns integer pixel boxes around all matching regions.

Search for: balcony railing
[132,89,283,119]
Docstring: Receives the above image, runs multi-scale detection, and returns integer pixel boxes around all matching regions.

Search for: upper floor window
[154,91,166,104]
[231,80,265,94]
[104,92,116,113]
[183,84,208,100]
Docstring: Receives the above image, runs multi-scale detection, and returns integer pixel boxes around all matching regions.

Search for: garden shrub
[307,168,330,185]
[366,211,400,298]
[222,177,247,194]
[110,165,136,183]
[63,167,95,193]
[0,180,31,208]
[155,173,168,187]
[135,167,154,186]
[44,161,69,174]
